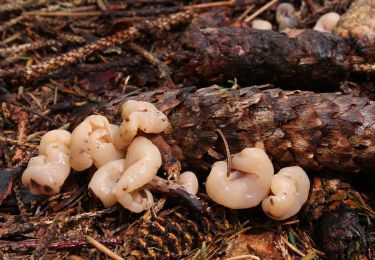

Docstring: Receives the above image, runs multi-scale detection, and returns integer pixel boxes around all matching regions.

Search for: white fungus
[88,159,126,208]
[313,12,341,33]
[115,187,154,213]
[206,148,274,209]
[70,115,124,171]
[112,136,162,212]
[262,166,310,220]
[178,171,199,195]
[276,3,299,31]
[115,100,169,149]
[22,130,72,195]
[251,19,273,30]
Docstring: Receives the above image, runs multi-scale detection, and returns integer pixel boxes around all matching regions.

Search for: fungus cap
[206,148,274,209]
[262,166,310,220]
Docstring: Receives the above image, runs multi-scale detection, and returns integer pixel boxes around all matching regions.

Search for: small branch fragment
[176,27,357,88]
[145,134,181,178]
[31,213,67,259]
[25,10,195,81]
[128,42,176,88]
[0,136,38,148]
[216,129,231,177]
[12,181,28,222]
[85,235,123,260]
[244,0,278,23]
[147,176,205,214]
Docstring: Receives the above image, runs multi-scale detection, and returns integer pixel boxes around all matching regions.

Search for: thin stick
[216,129,232,177]
[185,0,236,9]
[226,255,260,260]
[25,10,194,80]
[235,5,255,22]
[85,235,124,260]
[128,42,176,88]
[244,0,279,22]
[353,63,375,74]
[24,11,102,17]
[280,234,305,257]
[0,136,38,148]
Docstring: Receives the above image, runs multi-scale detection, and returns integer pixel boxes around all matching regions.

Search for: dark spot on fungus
[30,178,41,188]
[44,185,53,193]
[266,211,276,217]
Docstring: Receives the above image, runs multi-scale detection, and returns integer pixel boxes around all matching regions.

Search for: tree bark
[100,86,375,173]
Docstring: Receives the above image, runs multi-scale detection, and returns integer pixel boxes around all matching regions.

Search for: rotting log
[173,27,360,88]
[87,86,375,173]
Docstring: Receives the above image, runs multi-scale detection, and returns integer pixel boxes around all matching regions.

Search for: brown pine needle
[85,235,124,260]
[0,136,38,148]
[216,129,232,177]
[280,234,305,257]
[353,63,375,74]
[244,0,279,22]
[226,255,260,260]
[24,11,102,17]
[185,0,236,9]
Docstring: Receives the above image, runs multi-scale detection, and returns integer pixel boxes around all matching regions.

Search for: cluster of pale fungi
[251,3,340,34]
[22,100,310,220]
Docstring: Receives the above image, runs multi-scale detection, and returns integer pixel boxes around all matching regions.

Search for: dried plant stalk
[0,40,60,57]
[25,10,195,80]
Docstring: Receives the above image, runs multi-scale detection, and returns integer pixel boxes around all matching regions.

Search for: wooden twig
[185,0,236,9]
[0,136,38,148]
[0,40,60,57]
[244,0,279,22]
[0,208,116,238]
[0,16,24,33]
[128,42,176,88]
[147,176,206,214]
[24,11,102,17]
[216,129,232,177]
[24,10,195,81]
[31,213,67,259]
[85,235,123,260]
[0,237,122,253]
[12,180,28,222]
[353,63,375,74]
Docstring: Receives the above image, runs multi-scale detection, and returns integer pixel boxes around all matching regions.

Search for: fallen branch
[174,27,358,88]
[98,86,375,173]
[23,10,195,81]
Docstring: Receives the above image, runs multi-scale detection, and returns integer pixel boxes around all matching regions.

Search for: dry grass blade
[226,255,260,260]
[85,235,124,260]
[280,234,305,257]
[25,10,195,81]
[216,129,232,177]
[31,213,67,259]
[353,63,375,74]
[245,0,279,22]
[0,136,38,148]
[185,0,237,9]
